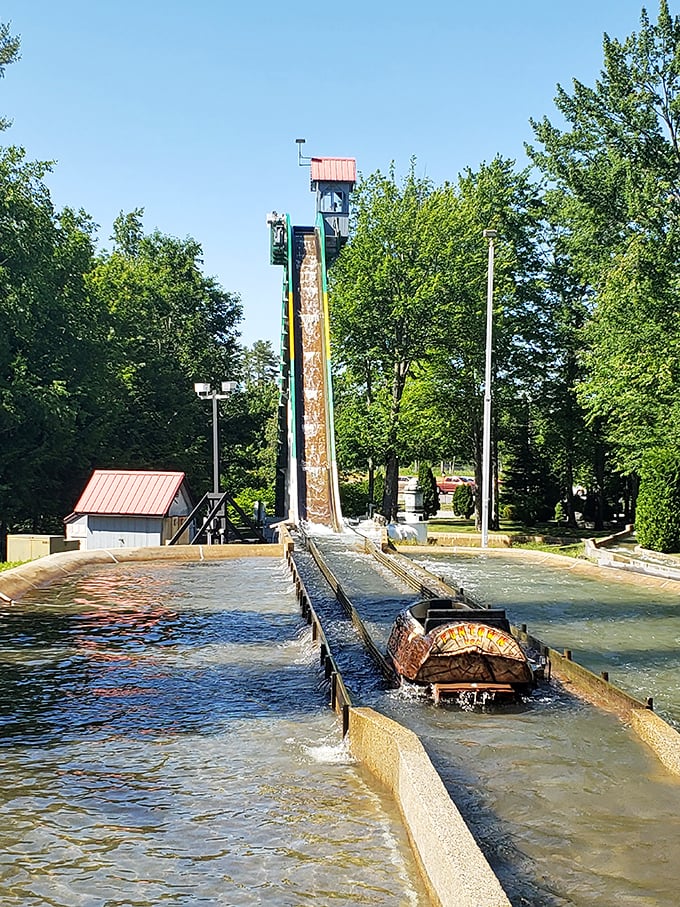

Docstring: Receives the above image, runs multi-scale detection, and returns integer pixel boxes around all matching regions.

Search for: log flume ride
[387,597,546,704]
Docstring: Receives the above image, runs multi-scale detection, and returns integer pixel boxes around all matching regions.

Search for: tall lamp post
[481,229,497,549]
[194,381,238,494]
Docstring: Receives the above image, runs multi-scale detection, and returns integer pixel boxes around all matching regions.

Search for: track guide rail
[305,536,397,682]
[284,545,353,736]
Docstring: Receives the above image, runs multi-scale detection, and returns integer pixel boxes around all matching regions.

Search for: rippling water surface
[309,537,680,907]
[411,551,680,726]
[0,558,427,906]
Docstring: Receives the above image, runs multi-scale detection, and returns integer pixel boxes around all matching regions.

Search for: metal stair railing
[166,491,267,546]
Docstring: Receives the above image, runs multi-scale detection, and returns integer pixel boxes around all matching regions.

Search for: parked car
[436,475,476,494]
[436,475,465,494]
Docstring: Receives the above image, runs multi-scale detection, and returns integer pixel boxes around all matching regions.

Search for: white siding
[86,515,163,550]
[65,516,88,542]
[168,486,193,516]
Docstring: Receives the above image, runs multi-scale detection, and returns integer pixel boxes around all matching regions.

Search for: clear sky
[1,0,657,348]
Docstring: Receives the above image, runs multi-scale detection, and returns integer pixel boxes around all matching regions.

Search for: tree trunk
[491,429,500,531]
[380,359,408,521]
[473,427,483,530]
[565,460,578,528]
[383,449,400,521]
[594,443,606,531]
[626,473,638,523]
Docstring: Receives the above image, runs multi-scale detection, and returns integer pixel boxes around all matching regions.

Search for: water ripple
[0,559,428,906]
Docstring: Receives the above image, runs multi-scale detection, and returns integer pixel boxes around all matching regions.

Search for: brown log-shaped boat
[387,597,536,695]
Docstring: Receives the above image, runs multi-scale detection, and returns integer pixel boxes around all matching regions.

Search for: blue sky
[1,0,655,348]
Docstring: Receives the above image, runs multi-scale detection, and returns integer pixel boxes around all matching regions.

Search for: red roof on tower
[310,157,356,183]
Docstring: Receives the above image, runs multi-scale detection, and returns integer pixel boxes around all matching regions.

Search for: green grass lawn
[0,561,24,572]
[423,515,618,558]
[427,514,611,536]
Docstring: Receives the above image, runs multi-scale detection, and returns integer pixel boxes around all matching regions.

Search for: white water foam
[294,735,357,765]
[302,520,353,536]
[390,680,429,703]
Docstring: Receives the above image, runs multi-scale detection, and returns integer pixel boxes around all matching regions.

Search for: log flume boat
[387,597,542,703]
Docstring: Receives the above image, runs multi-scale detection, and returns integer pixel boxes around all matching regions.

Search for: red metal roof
[73,470,187,517]
[310,157,356,183]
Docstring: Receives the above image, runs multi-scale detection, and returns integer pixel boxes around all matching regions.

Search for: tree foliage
[330,162,451,519]
[0,158,251,534]
[529,1,680,477]
[635,448,680,552]
[451,483,474,519]
[0,148,103,528]
[87,208,243,486]
[243,339,279,387]
[0,22,20,130]
[331,157,549,528]
[417,463,440,520]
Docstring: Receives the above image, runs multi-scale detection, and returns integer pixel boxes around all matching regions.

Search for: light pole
[481,229,497,549]
[194,381,238,494]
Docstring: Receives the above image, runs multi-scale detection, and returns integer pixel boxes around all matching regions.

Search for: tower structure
[310,157,356,263]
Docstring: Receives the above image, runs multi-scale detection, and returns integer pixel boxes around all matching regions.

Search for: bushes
[500,503,519,522]
[636,449,680,553]
[339,480,370,516]
[452,483,474,518]
[234,486,275,521]
[418,464,440,519]
[339,476,384,517]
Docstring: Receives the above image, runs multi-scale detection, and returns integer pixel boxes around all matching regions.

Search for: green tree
[243,339,279,387]
[0,22,20,130]
[331,157,551,529]
[528,1,680,482]
[451,483,474,519]
[332,366,391,507]
[0,148,249,541]
[88,210,243,491]
[224,355,279,508]
[330,162,449,520]
[499,401,560,524]
[636,448,680,552]
[417,462,440,519]
[0,148,105,533]
[411,159,546,529]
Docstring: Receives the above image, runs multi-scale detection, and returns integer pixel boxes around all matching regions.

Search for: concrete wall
[0,543,284,604]
[393,543,680,778]
[5,529,511,907]
[629,709,680,776]
[349,707,511,907]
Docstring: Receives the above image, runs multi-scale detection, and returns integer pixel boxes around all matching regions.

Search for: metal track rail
[356,532,483,607]
[365,536,680,750]
[305,536,397,682]
[284,545,353,736]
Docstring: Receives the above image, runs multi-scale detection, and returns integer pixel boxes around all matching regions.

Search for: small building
[65,469,194,550]
[310,157,356,261]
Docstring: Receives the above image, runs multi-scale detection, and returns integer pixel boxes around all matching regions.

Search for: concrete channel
[4,532,680,905]
[287,527,680,905]
[0,537,512,906]
[394,541,680,776]
[284,530,510,907]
